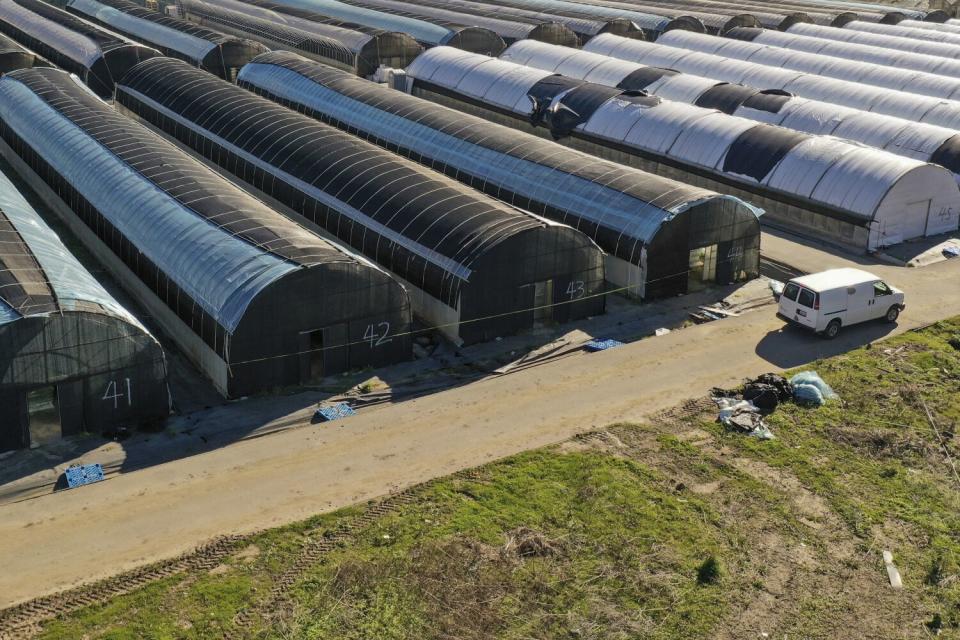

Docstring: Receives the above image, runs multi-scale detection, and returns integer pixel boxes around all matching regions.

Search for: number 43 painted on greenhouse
[103,378,133,409]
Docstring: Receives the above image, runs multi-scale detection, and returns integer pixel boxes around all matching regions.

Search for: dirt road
[1,244,957,609]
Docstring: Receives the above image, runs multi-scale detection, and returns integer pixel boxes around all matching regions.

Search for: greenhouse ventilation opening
[237,50,761,299]
[0,0,159,98]
[64,0,269,81]
[116,57,606,345]
[0,168,169,452]
[0,67,412,398]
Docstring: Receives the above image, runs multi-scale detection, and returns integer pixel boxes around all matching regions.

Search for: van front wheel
[823,319,841,340]
[886,305,900,323]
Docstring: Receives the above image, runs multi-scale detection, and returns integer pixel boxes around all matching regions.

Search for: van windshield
[783,282,800,301]
[797,288,816,308]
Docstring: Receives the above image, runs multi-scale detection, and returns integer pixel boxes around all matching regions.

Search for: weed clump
[696,556,722,585]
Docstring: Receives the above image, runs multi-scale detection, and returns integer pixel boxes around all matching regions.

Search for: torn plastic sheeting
[790,371,837,405]
[714,397,775,439]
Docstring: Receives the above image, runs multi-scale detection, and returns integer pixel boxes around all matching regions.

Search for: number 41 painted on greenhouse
[103,378,133,409]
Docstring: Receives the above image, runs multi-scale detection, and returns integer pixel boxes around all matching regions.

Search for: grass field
[35,318,960,639]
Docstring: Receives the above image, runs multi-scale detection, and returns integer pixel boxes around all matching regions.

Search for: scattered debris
[944,245,960,259]
[654,327,671,337]
[768,279,784,297]
[585,338,623,352]
[503,527,562,558]
[790,371,838,406]
[698,305,739,318]
[314,402,356,422]
[64,463,105,489]
[883,550,903,590]
[714,397,775,440]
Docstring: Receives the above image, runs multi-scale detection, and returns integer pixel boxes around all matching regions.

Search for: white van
[778,268,905,339]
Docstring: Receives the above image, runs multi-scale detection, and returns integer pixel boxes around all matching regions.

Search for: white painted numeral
[566,280,585,300]
[102,378,132,409]
[363,321,392,347]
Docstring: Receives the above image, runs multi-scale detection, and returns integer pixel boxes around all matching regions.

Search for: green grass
[34,319,960,639]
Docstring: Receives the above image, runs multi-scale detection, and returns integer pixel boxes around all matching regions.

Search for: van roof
[791,268,879,292]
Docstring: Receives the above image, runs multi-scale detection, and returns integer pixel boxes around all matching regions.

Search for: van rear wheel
[885,306,900,323]
[823,319,841,340]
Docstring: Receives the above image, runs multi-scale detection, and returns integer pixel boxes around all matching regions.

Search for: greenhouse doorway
[688,244,718,292]
[533,279,554,325]
[299,329,325,384]
[28,387,61,447]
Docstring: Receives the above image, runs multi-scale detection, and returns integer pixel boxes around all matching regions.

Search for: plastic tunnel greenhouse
[320,0,580,47]
[0,167,168,452]
[116,57,607,345]
[236,50,762,299]
[402,47,960,251]
[176,0,422,76]
[0,0,159,98]
[656,29,960,102]
[373,0,645,46]
[788,21,960,60]
[0,67,412,398]
[502,39,960,185]
[65,0,269,81]
[582,33,960,132]
[238,0,506,53]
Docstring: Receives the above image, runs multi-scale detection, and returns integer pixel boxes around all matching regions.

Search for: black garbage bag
[743,383,780,414]
[750,373,793,401]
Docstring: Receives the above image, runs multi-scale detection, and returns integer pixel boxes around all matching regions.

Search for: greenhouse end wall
[0,311,169,451]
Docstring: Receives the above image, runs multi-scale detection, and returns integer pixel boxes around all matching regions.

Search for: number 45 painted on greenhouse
[103,378,132,409]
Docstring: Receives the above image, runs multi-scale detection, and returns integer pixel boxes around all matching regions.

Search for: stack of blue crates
[315,402,357,422]
[64,463,105,489]
[585,338,624,352]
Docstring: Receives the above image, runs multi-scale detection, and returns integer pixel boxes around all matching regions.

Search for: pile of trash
[712,371,838,440]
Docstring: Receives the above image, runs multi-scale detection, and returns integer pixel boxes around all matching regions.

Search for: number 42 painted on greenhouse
[103,378,133,409]
[364,322,392,347]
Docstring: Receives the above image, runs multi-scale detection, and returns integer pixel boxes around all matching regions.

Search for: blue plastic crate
[64,463,105,489]
[585,338,624,352]
[314,402,357,422]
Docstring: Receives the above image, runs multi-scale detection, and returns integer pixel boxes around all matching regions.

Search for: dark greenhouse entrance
[533,279,554,325]
[299,329,325,384]
[687,244,718,292]
[27,386,61,447]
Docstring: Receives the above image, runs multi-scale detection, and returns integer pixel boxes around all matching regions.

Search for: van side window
[797,288,815,308]
[874,282,892,297]
[783,283,800,301]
